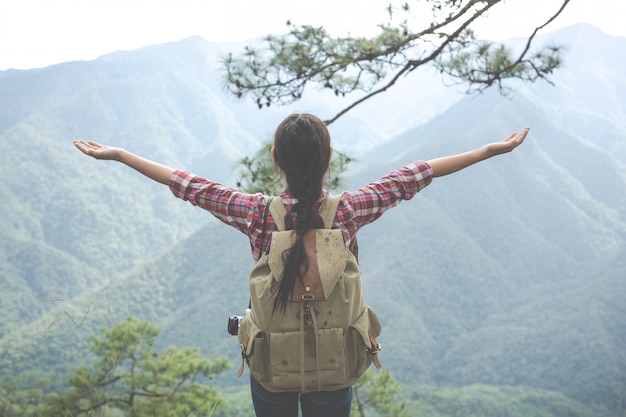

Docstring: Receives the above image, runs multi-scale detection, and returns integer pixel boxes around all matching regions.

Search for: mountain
[353,89,626,410]
[512,23,626,162]
[0,37,265,340]
[0,23,625,415]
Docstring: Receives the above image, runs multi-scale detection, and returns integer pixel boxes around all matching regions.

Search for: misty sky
[0,0,624,71]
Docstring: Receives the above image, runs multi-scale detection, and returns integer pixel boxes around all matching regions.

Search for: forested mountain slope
[0,23,624,415]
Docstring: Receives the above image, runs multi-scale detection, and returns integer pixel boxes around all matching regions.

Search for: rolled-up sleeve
[169,170,259,234]
[344,160,433,227]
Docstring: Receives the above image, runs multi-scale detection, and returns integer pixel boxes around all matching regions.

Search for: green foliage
[407,384,596,417]
[222,0,570,124]
[235,139,355,194]
[235,141,278,195]
[0,383,43,417]
[434,32,562,96]
[352,369,411,417]
[37,317,230,417]
[213,387,256,417]
[350,372,596,417]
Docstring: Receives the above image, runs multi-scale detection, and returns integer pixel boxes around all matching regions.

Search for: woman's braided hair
[272,113,332,314]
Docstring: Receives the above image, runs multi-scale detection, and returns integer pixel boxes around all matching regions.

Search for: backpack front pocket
[348,305,382,377]
[269,328,346,390]
[238,315,270,383]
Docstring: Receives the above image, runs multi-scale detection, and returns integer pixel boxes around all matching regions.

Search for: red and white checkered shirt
[169,160,433,261]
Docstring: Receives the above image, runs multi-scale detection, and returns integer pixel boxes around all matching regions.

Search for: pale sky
[0,0,624,71]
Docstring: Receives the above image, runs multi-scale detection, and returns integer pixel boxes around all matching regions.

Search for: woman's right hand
[74,140,123,161]
[73,140,175,185]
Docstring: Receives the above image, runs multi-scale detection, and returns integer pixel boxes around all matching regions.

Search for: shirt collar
[278,188,331,205]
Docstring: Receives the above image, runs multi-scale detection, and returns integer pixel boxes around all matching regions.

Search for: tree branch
[325,0,499,125]
[512,0,571,66]
[437,0,569,95]
[222,0,572,125]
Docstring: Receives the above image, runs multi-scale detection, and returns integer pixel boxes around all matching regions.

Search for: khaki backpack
[237,195,382,393]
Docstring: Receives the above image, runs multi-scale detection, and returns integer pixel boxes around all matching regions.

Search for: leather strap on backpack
[368,329,382,369]
[237,334,250,377]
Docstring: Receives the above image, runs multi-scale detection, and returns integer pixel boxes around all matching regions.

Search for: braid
[271,114,331,314]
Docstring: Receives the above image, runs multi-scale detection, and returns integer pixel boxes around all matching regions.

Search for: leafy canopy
[235,141,355,195]
[224,0,570,193]
[222,0,570,125]
[39,317,230,417]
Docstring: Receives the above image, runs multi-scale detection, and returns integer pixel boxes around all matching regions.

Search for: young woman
[74,113,529,417]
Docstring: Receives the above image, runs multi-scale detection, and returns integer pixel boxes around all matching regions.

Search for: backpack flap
[268,228,346,301]
[267,230,294,283]
[309,229,347,299]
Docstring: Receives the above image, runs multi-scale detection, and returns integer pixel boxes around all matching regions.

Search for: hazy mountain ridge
[0,23,625,415]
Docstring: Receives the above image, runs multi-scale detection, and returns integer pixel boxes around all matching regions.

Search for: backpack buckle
[369,343,382,354]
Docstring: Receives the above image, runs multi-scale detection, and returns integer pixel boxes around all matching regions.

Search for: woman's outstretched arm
[427,127,529,178]
[73,140,175,185]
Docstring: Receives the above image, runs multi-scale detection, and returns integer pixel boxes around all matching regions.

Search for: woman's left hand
[485,127,530,156]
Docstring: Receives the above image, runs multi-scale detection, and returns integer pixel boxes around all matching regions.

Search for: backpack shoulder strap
[268,194,342,231]
[260,196,274,246]
[268,197,287,231]
[319,194,342,229]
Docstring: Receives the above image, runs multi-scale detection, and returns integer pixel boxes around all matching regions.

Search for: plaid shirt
[169,160,433,261]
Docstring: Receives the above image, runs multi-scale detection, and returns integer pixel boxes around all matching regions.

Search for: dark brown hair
[272,113,332,313]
